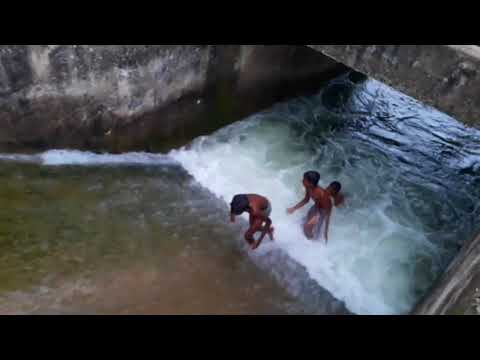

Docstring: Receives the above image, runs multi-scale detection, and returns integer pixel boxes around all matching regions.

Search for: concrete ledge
[412,232,480,315]
[308,45,480,127]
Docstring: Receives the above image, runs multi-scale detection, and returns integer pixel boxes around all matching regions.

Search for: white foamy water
[166,78,480,315]
[0,149,175,166]
[169,113,442,315]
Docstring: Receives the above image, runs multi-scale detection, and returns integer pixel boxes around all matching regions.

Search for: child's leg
[268,227,274,241]
[261,218,274,241]
[304,222,316,239]
[304,206,321,240]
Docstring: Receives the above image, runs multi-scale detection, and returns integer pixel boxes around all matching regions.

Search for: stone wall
[413,232,480,315]
[0,45,348,153]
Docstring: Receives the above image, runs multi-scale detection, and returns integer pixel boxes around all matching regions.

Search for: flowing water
[1,74,479,314]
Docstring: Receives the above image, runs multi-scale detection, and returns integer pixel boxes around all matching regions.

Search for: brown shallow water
[0,253,297,315]
[0,160,307,315]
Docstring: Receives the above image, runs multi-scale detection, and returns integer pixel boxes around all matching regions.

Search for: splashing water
[169,76,480,314]
[0,150,174,166]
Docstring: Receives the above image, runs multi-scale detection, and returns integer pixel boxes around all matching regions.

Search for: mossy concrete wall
[0,45,348,153]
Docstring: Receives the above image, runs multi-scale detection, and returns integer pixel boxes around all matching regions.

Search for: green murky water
[0,161,306,314]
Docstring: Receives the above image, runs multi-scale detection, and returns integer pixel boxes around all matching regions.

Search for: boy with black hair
[326,181,345,207]
[287,171,332,243]
[230,194,274,250]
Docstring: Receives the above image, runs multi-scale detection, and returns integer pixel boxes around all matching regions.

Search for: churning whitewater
[170,117,410,315]
[170,77,480,315]
[0,150,174,167]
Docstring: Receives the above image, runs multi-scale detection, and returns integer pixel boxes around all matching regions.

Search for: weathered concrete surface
[308,45,480,127]
[0,45,348,153]
[412,233,480,315]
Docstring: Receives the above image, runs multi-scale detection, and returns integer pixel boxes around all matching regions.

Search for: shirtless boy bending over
[230,194,274,250]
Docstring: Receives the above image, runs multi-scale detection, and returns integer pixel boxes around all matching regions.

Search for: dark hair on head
[329,181,342,193]
[230,194,250,215]
[303,171,321,187]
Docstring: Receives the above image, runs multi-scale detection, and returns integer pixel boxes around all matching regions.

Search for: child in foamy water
[230,194,274,250]
[326,181,345,207]
[287,172,345,243]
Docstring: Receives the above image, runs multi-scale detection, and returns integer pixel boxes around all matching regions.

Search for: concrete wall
[412,232,480,315]
[0,45,348,153]
[308,45,480,127]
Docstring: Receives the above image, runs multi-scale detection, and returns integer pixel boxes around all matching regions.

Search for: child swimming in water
[287,171,332,243]
[230,194,274,250]
[326,181,345,207]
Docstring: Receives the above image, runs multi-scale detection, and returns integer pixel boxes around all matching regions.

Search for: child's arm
[287,191,310,214]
